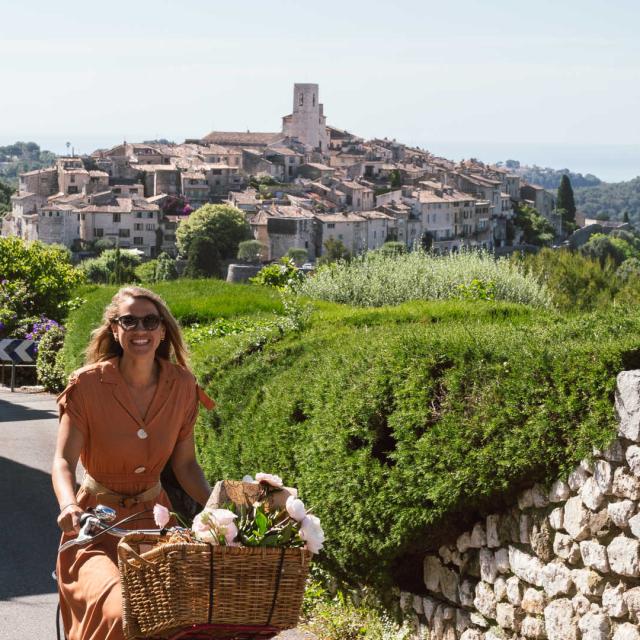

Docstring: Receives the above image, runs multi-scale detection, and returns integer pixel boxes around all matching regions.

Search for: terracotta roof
[202,131,282,146]
[20,167,56,177]
[89,170,109,177]
[315,212,366,223]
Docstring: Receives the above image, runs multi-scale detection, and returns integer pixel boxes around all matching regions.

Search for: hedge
[61,285,640,592]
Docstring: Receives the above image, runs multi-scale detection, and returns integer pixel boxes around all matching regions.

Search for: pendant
[137,428,148,439]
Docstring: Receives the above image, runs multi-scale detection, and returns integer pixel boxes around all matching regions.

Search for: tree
[0,178,14,216]
[176,204,251,278]
[513,205,555,246]
[389,169,402,189]
[237,240,265,264]
[557,174,577,225]
[623,211,631,223]
[284,247,308,266]
[318,238,350,265]
[80,249,141,284]
[379,241,406,256]
[184,236,221,278]
[579,234,626,267]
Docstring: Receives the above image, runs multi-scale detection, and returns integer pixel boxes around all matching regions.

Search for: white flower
[255,472,284,488]
[153,504,170,529]
[299,514,325,554]
[286,495,306,522]
[210,508,237,526]
[224,521,239,546]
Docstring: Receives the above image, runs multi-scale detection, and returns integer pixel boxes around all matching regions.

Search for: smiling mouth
[131,339,151,345]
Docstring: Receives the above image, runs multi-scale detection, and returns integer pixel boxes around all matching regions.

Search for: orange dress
[56,357,214,640]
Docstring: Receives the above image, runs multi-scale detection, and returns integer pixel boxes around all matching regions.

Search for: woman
[52,286,215,640]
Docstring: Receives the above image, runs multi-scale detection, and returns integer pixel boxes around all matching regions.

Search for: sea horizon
[1,135,639,185]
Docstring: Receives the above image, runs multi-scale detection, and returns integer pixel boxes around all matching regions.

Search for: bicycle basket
[117,534,312,640]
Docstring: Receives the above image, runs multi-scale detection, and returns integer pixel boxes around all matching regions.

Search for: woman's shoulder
[163,359,196,385]
[66,359,116,386]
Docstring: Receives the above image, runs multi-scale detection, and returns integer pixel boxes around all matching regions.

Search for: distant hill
[573,177,640,223]
[499,159,601,189]
[0,141,56,185]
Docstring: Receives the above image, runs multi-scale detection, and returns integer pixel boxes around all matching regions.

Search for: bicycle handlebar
[58,506,180,553]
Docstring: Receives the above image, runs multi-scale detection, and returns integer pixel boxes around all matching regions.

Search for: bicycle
[56,505,283,640]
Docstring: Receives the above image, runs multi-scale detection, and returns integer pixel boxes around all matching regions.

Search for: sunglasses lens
[119,315,138,330]
[142,315,161,330]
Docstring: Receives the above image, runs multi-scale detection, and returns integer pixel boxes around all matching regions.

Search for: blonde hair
[85,286,190,368]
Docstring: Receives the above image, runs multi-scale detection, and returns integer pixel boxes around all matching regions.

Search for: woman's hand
[57,504,84,534]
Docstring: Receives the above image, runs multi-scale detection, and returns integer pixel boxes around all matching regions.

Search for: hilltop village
[2,83,563,261]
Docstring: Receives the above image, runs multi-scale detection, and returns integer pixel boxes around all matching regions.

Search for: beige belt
[81,473,162,509]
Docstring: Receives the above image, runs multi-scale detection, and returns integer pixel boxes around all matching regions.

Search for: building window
[146,212,154,219]
[113,213,121,222]
[130,188,138,195]
[327,223,335,229]
[133,236,143,245]
[119,229,130,238]
[95,228,103,238]
[68,186,78,194]
[145,224,154,231]
[70,175,75,183]
[134,223,143,231]
[135,212,142,218]
[299,92,304,106]
[312,93,316,107]
[212,169,222,175]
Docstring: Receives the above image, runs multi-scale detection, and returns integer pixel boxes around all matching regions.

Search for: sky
[1,0,639,164]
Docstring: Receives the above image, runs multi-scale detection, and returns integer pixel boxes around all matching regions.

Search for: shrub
[237,240,265,264]
[251,258,304,290]
[193,302,640,590]
[80,248,141,284]
[36,324,67,392]
[298,249,550,308]
[285,247,308,267]
[379,242,406,256]
[135,259,158,282]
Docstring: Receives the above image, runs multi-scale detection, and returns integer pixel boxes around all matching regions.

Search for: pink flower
[224,521,239,546]
[299,515,324,554]
[211,508,237,526]
[153,504,170,529]
[286,495,306,522]
[255,472,284,488]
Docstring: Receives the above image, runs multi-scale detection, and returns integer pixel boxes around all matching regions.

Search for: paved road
[0,387,61,639]
[0,388,316,640]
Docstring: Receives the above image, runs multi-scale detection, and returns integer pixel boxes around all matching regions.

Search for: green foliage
[177,204,250,278]
[251,258,305,290]
[513,204,555,246]
[579,234,626,267]
[379,242,406,256]
[0,141,56,182]
[0,237,84,325]
[515,164,600,189]
[319,238,351,265]
[299,249,550,308]
[135,253,178,283]
[193,301,637,589]
[285,247,308,267]
[135,259,158,283]
[0,178,14,216]
[80,248,141,284]
[389,169,402,189]
[574,177,640,223]
[237,240,265,264]
[557,174,577,223]
[36,325,67,392]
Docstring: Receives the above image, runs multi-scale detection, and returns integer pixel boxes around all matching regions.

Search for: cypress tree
[557,174,576,223]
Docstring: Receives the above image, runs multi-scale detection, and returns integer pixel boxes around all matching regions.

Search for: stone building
[282,83,329,152]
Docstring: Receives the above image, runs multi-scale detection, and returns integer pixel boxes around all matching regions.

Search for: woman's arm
[170,433,212,507]
[51,413,84,534]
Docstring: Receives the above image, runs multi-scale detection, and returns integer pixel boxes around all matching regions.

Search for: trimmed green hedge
[62,284,640,592]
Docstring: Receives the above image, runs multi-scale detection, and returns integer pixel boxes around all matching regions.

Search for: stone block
[572,594,591,615]
[457,531,472,553]
[460,630,485,640]
[602,582,627,618]
[474,581,497,619]
[607,535,640,577]
[456,609,472,634]
[568,465,590,492]
[509,546,544,587]
[594,439,626,463]
[628,513,640,538]
[544,598,578,640]
[548,507,564,531]
[423,595,438,624]
[616,371,640,442]
[613,467,640,500]
[495,547,510,574]
[518,489,534,509]
[613,623,640,640]
[626,444,640,476]
[412,594,424,615]
[541,562,573,597]
[578,612,611,640]
[580,476,606,511]
[608,500,636,528]
[522,588,546,615]
[424,555,443,592]
[480,548,498,584]
[579,540,610,573]
[531,517,554,563]
[549,479,570,503]
[470,523,487,548]
[440,566,460,604]
[563,496,591,540]
[521,616,547,639]
[553,532,581,564]
[532,483,550,508]
[505,576,522,606]
[623,586,640,623]
[486,514,501,548]
[458,579,476,608]
[496,602,519,630]
[594,459,614,494]
[520,513,531,544]
[470,612,489,628]
[571,568,605,596]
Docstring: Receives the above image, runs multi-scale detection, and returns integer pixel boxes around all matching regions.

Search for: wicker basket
[118,533,312,640]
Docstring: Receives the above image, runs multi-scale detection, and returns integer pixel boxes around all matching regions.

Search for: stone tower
[282,83,329,152]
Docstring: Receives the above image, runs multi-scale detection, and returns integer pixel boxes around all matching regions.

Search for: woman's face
[111,296,166,360]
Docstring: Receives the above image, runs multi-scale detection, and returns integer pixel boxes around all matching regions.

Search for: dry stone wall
[398,371,640,640]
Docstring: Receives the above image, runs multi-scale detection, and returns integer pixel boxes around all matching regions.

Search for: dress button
[134,466,146,474]
[137,428,148,439]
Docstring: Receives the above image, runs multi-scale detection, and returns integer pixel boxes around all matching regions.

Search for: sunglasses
[114,314,163,331]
